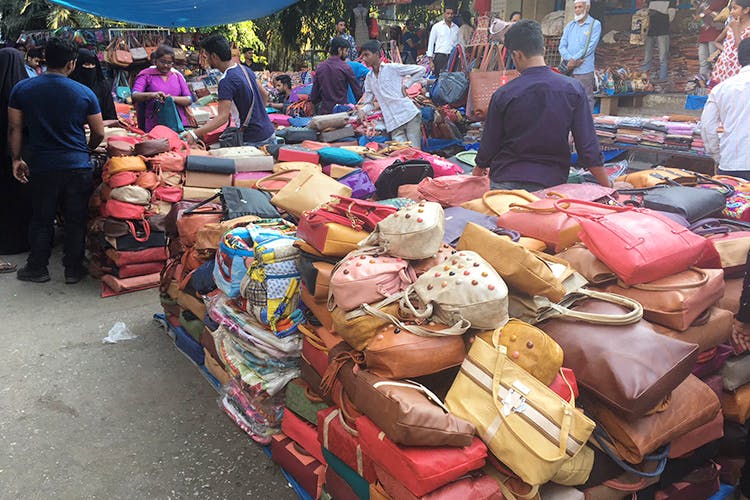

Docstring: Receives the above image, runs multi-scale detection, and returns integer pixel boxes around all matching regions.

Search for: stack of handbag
[88,131,188,296]
[307,112,357,144]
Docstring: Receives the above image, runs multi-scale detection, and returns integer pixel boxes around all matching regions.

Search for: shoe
[17,265,50,283]
[64,267,87,284]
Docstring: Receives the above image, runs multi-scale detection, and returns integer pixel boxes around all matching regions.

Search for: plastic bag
[103,322,137,343]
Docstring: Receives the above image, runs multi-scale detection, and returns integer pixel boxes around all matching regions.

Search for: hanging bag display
[113,71,132,103]
[128,34,148,62]
[431,45,469,107]
[467,44,519,120]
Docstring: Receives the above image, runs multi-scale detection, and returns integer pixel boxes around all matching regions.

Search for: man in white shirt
[701,38,750,179]
[358,40,426,149]
[427,8,460,77]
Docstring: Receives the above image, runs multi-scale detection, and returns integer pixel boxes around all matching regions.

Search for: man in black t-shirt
[641,0,675,82]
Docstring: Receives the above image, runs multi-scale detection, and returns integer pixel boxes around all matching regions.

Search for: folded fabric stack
[593,115,709,157]
[88,126,188,297]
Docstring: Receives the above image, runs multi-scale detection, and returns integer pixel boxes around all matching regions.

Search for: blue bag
[317,147,363,167]
[156,96,185,133]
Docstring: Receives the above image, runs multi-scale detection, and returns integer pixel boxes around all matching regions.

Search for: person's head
[360,40,382,68]
[509,11,522,22]
[574,0,591,21]
[200,34,232,68]
[336,19,348,34]
[444,8,455,24]
[26,47,43,68]
[405,19,415,31]
[739,38,750,66]
[459,11,473,26]
[0,48,28,96]
[152,44,175,74]
[732,0,750,20]
[274,74,292,94]
[504,19,545,71]
[330,36,350,59]
[70,48,103,87]
[45,37,78,74]
[243,47,254,61]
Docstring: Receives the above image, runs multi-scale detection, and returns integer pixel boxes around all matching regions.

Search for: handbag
[554,199,708,285]
[539,297,700,419]
[152,185,183,203]
[497,198,583,252]
[457,222,567,301]
[360,201,445,260]
[652,306,733,353]
[134,138,170,157]
[416,174,490,207]
[600,267,725,331]
[616,167,699,188]
[337,168,376,199]
[135,171,159,190]
[107,171,139,188]
[219,64,255,148]
[722,383,750,423]
[103,199,147,220]
[619,186,727,223]
[109,37,133,67]
[374,159,434,200]
[555,243,617,285]
[296,212,369,257]
[155,97,185,133]
[113,71,131,102]
[533,183,615,202]
[150,151,185,172]
[271,169,352,218]
[461,189,539,216]
[558,22,594,75]
[468,44,519,120]
[128,34,148,62]
[317,407,378,483]
[106,139,134,157]
[493,319,564,386]
[308,112,350,131]
[432,46,470,107]
[690,218,750,276]
[105,155,147,176]
[331,299,402,351]
[445,329,595,486]
[109,185,151,206]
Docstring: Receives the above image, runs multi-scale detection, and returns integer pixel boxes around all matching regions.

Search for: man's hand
[472,166,488,177]
[13,159,29,183]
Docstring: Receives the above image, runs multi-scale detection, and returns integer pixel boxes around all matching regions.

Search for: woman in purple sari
[132,44,193,132]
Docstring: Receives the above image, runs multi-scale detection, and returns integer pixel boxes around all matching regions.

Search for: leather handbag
[457,222,567,301]
[652,306,734,353]
[539,298,700,419]
[586,374,721,464]
[108,171,139,188]
[173,203,223,247]
[667,410,724,458]
[269,435,325,499]
[159,171,184,187]
[103,199,147,219]
[150,151,185,172]
[330,300,402,351]
[497,198,583,252]
[555,243,617,285]
[445,329,595,486]
[620,186,727,223]
[133,138,170,157]
[152,185,183,203]
[136,171,159,190]
[185,155,235,174]
[128,35,148,62]
[399,250,509,332]
[105,155,147,176]
[109,185,151,206]
[271,169,352,218]
[356,415,488,498]
[722,383,750,423]
[296,212,369,257]
[467,44,519,120]
[721,353,750,391]
[328,251,416,312]
[373,465,502,500]
[416,175,490,208]
[316,195,397,231]
[691,218,750,277]
[554,199,708,285]
[341,368,475,447]
[280,407,325,464]
[363,323,466,379]
[337,168,376,199]
[317,407,378,483]
[601,267,725,331]
[308,112,350,131]
[461,189,539,216]
[533,183,615,203]
[106,139,134,156]
[360,201,445,260]
[374,159,434,200]
[616,167,698,188]
[492,319,564,386]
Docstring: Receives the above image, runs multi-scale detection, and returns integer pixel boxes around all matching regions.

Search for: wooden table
[594,92,653,116]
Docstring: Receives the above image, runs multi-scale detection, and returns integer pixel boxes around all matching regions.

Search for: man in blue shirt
[333,19,358,61]
[9,36,104,283]
[186,34,275,147]
[472,20,609,191]
[402,20,421,64]
[559,0,602,110]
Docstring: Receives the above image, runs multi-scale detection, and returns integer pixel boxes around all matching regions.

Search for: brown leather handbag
[651,307,733,353]
[539,299,700,419]
[556,243,617,286]
[364,323,466,379]
[722,383,750,424]
[586,374,721,464]
[330,299,402,351]
[601,268,725,331]
[134,138,170,157]
[341,367,476,448]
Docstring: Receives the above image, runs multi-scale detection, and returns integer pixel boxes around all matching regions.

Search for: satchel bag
[107,37,133,68]
[432,45,469,106]
[360,201,445,260]
[445,330,595,486]
[493,319,564,386]
[296,212,369,257]
[308,112,350,131]
[497,198,583,252]
[587,374,721,465]
[468,44,519,120]
[652,306,733,353]
[150,151,185,172]
[128,34,148,61]
[555,243,617,285]
[416,174,490,207]
[620,186,727,223]
[271,169,352,218]
[109,185,151,206]
[106,139,134,157]
[103,199,147,220]
[329,251,416,312]
[554,199,708,285]
[219,65,255,148]
[374,159,434,200]
[134,138,170,157]
[322,196,396,231]
[461,189,539,216]
[107,171,139,189]
[601,267,725,331]
[457,222,567,301]
[337,168,376,200]
[105,156,147,176]
[539,298,700,419]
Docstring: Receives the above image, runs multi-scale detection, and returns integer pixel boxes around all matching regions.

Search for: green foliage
[185,21,264,51]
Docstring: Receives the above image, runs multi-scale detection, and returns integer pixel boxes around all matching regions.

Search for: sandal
[0,261,17,274]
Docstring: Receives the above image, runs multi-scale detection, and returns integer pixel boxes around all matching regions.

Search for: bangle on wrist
[189,130,199,141]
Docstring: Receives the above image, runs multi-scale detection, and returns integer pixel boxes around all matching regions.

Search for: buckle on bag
[501,387,527,416]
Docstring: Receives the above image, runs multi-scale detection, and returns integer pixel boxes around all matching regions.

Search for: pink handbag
[102,199,147,220]
[363,158,398,183]
[153,185,183,203]
[150,151,185,172]
[417,175,490,207]
[533,183,616,202]
[108,171,139,188]
[554,199,709,285]
[496,198,582,252]
[329,251,417,312]
[136,171,160,190]
[391,148,464,177]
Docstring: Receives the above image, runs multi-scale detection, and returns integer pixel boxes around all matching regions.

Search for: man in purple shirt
[311,37,363,115]
[472,20,610,190]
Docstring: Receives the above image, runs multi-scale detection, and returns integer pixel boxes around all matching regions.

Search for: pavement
[0,246,297,499]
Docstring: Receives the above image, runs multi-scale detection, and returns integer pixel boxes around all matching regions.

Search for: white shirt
[700,66,750,171]
[362,63,425,131]
[427,20,460,57]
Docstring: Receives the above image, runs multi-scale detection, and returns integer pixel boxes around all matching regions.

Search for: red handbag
[317,407,378,483]
[153,185,183,203]
[554,199,708,285]
[374,464,502,500]
[356,415,488,497]
[548,367,579,402]
[416,175,490,207]
[496,198,583,252]
[270,434,325,500]
[102,199,147,220]
[314,195,396,231]
[108,171,139,188]
[280,410,325,465]
[150,151,185,172]
[136,171,160,190]
[105,246,169,266]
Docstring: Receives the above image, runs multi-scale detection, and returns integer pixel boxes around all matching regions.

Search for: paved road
[0,249,297,499]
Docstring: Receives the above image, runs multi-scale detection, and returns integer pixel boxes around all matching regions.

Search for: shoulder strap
[237,64,256,131]
[578,18,596,59]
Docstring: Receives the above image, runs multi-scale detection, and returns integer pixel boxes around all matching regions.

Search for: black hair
[504,19,544,57]
[360,40,381,55]
[336,18,347,25]
[200,34,232,62]
[275,74,292,88]
[27,47,44,59]
[45,37,77,69]
[510,11,522,19]
[242,47,254,53]
[152,44,175,61]
[739,38,750,67]
[330,36,350,56]
[460,11,473,26]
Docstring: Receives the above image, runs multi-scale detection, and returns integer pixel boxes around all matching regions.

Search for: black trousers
[27,168,93,270]
[433,53,450,78]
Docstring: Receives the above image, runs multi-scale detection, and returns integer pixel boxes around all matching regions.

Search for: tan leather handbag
[271,169,352,218]
[615,167,697,188]
[461,189,539,216]
[457,222,567,301]
[556,243,617,286]
[446,329,595,486]
[360,201,445,260]
[601,267,725,331]
[651,306,733,352]
[330,299,402,351]
[273,161,321,173]
[109,185,152,206]
[492,319,564,386]
[105,155,147,176]
[722,383,750,424]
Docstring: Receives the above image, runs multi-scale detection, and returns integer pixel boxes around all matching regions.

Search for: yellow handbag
[492,319,564,386]
[273,161,321,173]
[457,222,567,301]
[271,169,352,218]
[461,189,539,216]
[446,330,595,486]
[105,156,147,176]
[330,299,402,351]
[615,167,697,188]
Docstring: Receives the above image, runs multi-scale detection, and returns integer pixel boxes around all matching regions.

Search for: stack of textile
[593,115,708,156]
[665,121,698,152]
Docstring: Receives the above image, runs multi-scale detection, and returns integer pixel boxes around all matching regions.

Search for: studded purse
[360,201,445,260]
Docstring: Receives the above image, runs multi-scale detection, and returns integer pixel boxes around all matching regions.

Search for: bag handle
[372,379,450,413]
[255,169,301,193]
[482,190,539,215]
[237,64,256,130]
[591,426,669,478]
[360,294,471,337]
[182,190,222,215]
[126,219,151,243]
[617,266,708,291]
[553,198,631,217]
[297,323,328,352]
[537,288,644,325]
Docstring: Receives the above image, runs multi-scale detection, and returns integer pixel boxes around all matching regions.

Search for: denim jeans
[391,113,423,150]
[27,168,93,271]
[642,35,670,81]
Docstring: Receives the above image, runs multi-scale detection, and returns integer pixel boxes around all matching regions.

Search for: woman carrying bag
[132,44,193,132]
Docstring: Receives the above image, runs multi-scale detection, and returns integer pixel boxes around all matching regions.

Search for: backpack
[287,96,315,118]
[375,159,434,200]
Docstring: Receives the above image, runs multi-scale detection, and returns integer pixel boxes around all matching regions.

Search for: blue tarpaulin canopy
[49,0,299,27]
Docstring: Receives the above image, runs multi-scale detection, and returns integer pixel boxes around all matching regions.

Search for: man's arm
[310,67,322,104]
[393,63,427,87]
[559,23,573,60]
[185,99,232,144]
[344,65,363,102]
[570,87,609,187]
[8,107,28,183]
[700,91,722,161]
[426,25,437,58]
[86,112,105,150]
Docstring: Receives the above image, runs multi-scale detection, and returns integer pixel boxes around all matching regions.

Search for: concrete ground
[0,247,297,499]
